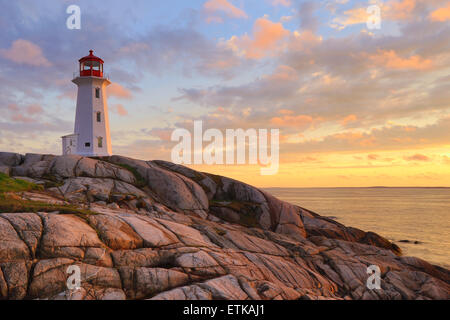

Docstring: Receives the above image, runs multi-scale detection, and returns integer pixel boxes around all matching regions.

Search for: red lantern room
[79,50,104,77]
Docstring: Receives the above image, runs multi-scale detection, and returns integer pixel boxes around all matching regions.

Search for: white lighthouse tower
[62,50,112,156]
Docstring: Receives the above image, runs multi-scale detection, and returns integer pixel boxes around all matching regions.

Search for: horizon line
[262,186,450,189]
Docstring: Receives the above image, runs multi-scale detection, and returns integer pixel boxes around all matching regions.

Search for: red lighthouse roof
[79,50,104,64]
[78,50,104,77]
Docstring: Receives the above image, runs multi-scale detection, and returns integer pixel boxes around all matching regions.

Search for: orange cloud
[333,131,364,142]
[369,50,432,70]
[359,137,376,146]
[228,17,290,59]
[148,128,173,141]
[110,104,128,116]
[6,103,44,123]
[263,65,298,81]
[289,30,322,53]
[388,0,416,20]
[26,104,44,115]
[332,7,368,29]
[429,2,450,22]
[332,0,416,29]
[341,114,357,126]
[204,0,248,23]
[404,154,431,161]
[0,39,51,67]
[323,131,377,147]
[11,114,34,123]
[107,83,132,99]
[278,109,294,115]
[270,114,315,128]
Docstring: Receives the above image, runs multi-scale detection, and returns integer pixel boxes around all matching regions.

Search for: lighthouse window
[92,61,100,70]
[98,137,103,148]
[96,112,101,122]
[95,88,100,98]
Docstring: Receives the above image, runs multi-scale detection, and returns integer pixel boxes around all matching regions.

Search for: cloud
[118,26,245,79]
[26,104,44,115]
[369,50,433,70]
[341,114,358,126]
[107,83,132,99]
[176,62,301,110]
[177,14,450,141]
[110,104,128,116]
[227,17,290,59]
[270,0,292,7]
[443,155,450,164]
[331,0,418,29]
[146,128,174,141]
[203,0,248,23]
[6,103,44,123]
[263,65,298,81]
[270,114,317,129]
[298,1,319,32]
[331,7,370,29]
[1,102,71,134]
[0,39,51,67]
[404,154,431,161]
[280,117,450,155]
[429,2,450,21]
[388,0,417,20]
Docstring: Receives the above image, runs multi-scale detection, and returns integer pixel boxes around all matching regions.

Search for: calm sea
[264,187,450,269]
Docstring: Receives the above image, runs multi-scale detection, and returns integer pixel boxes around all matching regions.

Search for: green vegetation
[0,173,42,193]
[0,174,95,216]
[97,159,147,188]
[206,174,224,188]
[0,193,97,217]
[40,173,65,188]
[43,180,65,189]
[214,227,227,236]
[210,199,261,228]
[115,163,146,188]
[238,210,260,228]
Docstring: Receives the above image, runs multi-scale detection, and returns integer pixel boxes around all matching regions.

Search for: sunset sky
[1,0,450,187]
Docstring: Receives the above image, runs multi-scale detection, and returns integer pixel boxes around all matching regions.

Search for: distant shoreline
[264,186,450,189]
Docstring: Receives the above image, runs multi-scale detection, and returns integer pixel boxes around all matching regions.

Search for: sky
[1,0,450,187]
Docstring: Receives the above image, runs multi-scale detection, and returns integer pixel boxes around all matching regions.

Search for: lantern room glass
[80,60,103,77]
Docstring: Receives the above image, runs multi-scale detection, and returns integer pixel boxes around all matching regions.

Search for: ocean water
[264,187,450,269]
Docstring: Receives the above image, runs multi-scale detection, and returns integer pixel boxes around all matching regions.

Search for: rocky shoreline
[0,152,449,300]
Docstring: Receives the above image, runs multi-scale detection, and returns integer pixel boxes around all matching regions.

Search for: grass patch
[238,211,260,228]
[0,193,97,217]
[210,200,261,228]
[206,173,224,188]
[97,159,147,188]
[0,173,42,193]
[114,163,147,188]
[43,180,65,189]
[40,173,65,188]
[214,227,227,236]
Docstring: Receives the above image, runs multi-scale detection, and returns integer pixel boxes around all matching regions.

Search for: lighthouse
[62,50,112,156]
